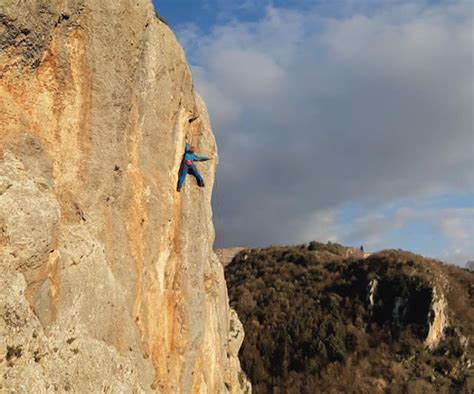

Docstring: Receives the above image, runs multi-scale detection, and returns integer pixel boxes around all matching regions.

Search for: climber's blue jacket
[177,144,209,191]
[182,143,209,165]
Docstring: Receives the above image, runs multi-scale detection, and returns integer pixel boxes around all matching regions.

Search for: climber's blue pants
[177,164,204,190]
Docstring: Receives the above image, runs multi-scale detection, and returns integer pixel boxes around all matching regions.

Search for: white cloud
[210,49,285,99]
[436,208,474,264]
[176,1,474,258]
[295,209,340,244]
[299,205,474,265]
[298,206,416,250]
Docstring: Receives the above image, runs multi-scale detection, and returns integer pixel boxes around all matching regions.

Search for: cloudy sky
[153,0,473,265]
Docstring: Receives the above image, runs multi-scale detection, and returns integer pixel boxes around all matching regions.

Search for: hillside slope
[225,243,473,393]
[0,1,248,392]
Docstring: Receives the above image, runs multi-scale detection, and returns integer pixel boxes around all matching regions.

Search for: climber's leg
[189,165,205,187]
[177,167,188,192]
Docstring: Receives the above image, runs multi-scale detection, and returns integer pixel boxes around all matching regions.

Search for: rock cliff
[0,0,248,392]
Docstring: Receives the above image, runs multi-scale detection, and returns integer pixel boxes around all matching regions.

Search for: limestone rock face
[0,1,247,392]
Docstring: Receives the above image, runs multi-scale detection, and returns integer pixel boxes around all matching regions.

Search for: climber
[176,143,212,192]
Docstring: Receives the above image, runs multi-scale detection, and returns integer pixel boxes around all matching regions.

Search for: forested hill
[224,242,474,393]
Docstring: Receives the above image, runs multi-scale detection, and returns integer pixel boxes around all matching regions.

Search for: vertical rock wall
[0,0,247,392]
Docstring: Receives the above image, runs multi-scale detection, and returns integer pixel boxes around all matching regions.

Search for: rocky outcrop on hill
[0,0,247,392]
[216,247,245,267]
[466,261,474,272]
[225,244,474,393]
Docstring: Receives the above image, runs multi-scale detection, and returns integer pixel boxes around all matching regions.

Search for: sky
[152,0,474,265]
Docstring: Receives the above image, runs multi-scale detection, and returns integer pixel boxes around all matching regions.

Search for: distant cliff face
[0,0,248,392]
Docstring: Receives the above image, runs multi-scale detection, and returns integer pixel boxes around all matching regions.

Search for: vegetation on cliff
[225,243,474,393]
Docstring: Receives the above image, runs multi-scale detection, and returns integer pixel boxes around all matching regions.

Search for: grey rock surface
[215,247,246,267]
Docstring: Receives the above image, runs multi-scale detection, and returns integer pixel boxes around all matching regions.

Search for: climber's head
[188,145,196,153]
